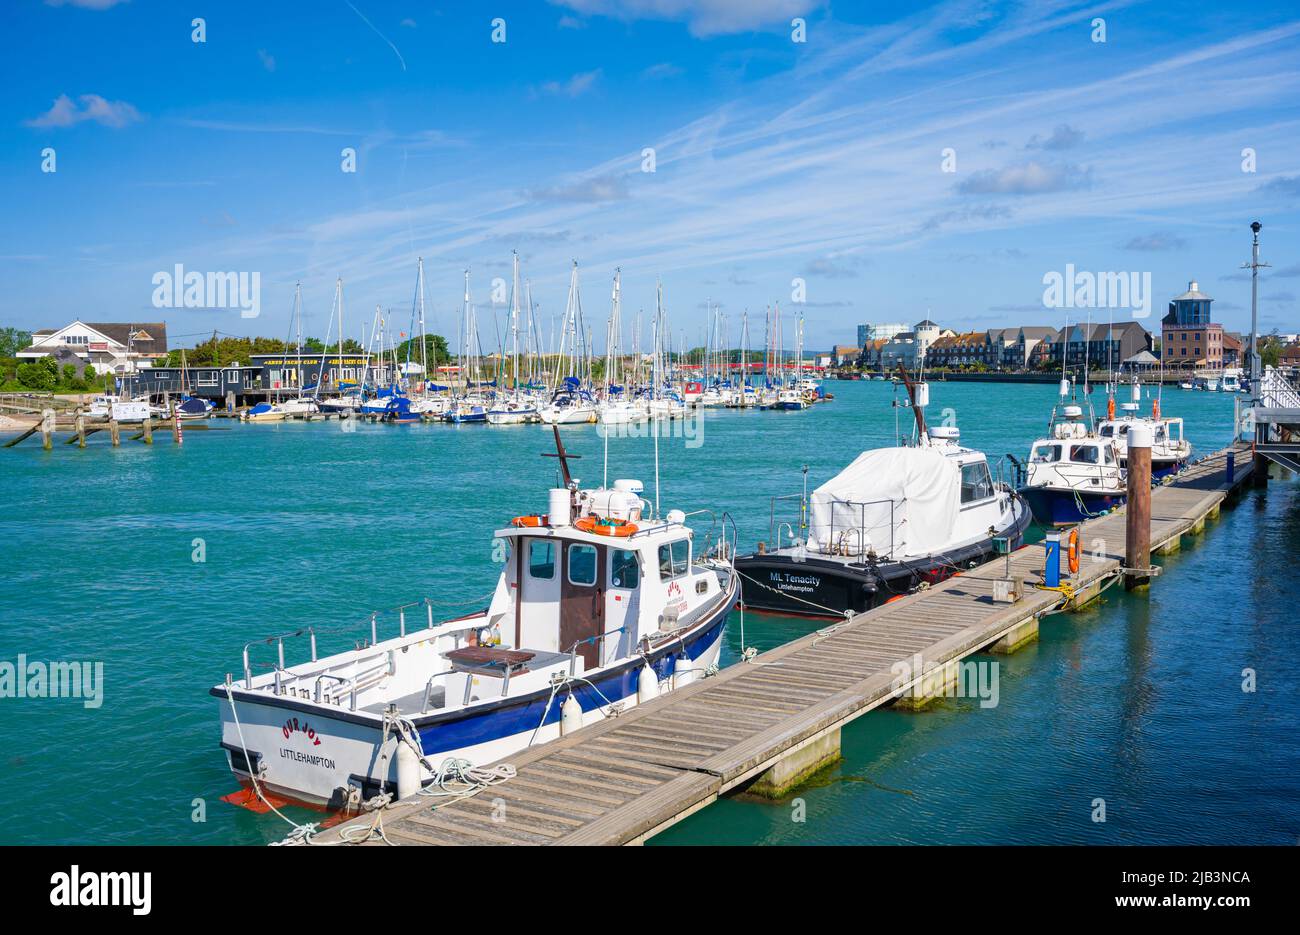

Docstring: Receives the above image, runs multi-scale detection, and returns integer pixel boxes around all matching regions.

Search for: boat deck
[309,442,1256,846]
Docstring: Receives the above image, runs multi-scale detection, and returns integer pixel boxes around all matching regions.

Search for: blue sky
[3,0,1299,350]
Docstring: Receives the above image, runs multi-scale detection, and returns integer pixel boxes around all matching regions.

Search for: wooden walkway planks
[311,442,1253,846]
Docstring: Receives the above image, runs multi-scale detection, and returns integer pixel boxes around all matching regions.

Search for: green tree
[17,360,54,390]
[0,327,31,358]
[393,334,451,368]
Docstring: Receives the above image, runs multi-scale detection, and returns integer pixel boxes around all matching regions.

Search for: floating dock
[309,442,1256,846]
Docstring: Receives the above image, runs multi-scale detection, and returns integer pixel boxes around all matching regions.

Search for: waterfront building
[1049,321,1151,370]
[16,320,168,375]
[1161,280,1224,370]
[857,321,909,346]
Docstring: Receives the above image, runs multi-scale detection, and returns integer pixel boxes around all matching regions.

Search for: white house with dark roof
[17,321,168,375]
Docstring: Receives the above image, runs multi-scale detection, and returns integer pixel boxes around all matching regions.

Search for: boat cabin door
[561,541,605,670]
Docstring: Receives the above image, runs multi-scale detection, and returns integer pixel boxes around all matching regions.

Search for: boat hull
[735,504,1031,617]
[1019,484,1123,526]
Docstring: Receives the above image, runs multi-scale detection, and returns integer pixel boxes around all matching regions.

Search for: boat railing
[566,625,629,675]
[240,596,488,690]
[768,494,898,559]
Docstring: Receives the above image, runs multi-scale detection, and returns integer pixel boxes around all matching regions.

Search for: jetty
[310,441,1257,846]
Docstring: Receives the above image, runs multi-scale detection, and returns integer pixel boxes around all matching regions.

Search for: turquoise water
[2,381,1292,845]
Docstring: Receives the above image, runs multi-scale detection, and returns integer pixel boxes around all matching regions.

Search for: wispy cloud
[1026,123,1085,150]
[131,2,1300,337]
[551,0,824,37]
[25,93,141,128]
[43,0,127,8]
[539,69,602,97]
[1123,232,1187,251]
[257,49,276,72]
[343,0,406,71]
[642,62,683,79]
[957,161,1092,195]
[1256,175,1300,197]
[527,174,629,202]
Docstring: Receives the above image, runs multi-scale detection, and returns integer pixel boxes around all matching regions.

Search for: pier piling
[141,415,153,445]
[40,408,54,450]
[109,418,120,446]
[75,410,85,448]
[1124,424,1153,590]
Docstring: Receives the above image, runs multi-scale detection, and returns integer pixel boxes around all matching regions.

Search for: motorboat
[539,384,598,424]
[243,402,288,423]
[486,396,540,425]
[1095,382,1191,479]
[1018,379,1126,526]
[734,370,1031,617]
[212,428,737,809]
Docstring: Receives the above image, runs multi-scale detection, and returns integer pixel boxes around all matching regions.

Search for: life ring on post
[1066,527,1080,575]
[575,515,638,537]
[511,515,548,528]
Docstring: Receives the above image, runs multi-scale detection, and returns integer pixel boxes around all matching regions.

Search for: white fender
[560,694,583,736]
[637,663,659,704]
[396,738,420,800]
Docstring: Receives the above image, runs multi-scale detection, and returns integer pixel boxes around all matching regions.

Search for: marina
[5,2,1299,889]
[3,375,1292,847]
[306,439,1256,845]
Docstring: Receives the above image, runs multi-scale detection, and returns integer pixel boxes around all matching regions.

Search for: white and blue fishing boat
[213,428,737,809]
[1017,377,1126,526]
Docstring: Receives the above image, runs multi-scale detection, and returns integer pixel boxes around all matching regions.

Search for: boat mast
[417,258,428,396]
[336,277,344,394]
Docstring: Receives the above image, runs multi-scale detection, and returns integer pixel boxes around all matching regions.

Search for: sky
[2,0,1299,352]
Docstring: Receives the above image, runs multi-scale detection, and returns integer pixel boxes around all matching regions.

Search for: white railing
[1259,367,1300,409]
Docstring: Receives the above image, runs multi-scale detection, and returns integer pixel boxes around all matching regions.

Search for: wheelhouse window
[567,543,598,586]
[960,462,994,503]
[610,549,640,589]
[658,539,690,579]
[528,540,555,579]
[1070,445,1100,464]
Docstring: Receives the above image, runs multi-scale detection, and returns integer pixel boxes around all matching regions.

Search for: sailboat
[733,364,1031,616]
[213,427,737,809]
[488,252,541,425]
[278,283,322,417]
[539,262,599,425]
[597,268,648,426]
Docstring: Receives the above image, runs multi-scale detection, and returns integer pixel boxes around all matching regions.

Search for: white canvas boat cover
[807,447,960,558]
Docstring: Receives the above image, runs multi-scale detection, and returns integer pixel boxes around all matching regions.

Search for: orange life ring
[575,515,638,537]
[1066,527,1080,575]
[511,515,548,528]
